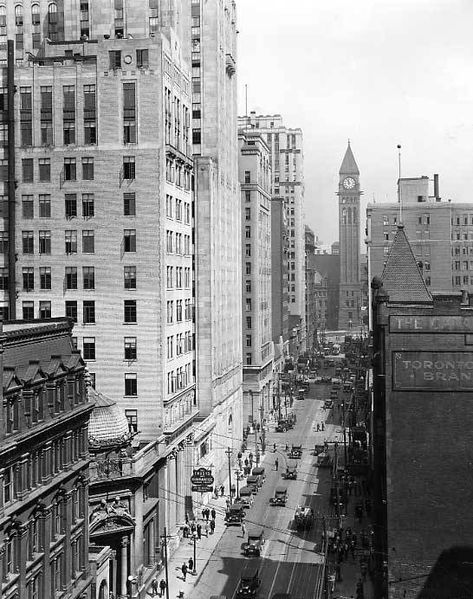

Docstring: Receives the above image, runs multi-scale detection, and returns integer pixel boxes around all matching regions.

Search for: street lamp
[235,470,241,500]
[225,447,233,504]
[192,531,197,574]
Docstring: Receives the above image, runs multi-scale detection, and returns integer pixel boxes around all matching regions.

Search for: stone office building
[371,226,473,598]
[0,318,94,599]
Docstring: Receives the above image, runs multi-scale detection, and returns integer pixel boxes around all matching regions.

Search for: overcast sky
[237,0,473,245]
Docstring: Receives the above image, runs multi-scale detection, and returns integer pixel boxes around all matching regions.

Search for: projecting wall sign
[393,351,473,391]
[390,315,473,333]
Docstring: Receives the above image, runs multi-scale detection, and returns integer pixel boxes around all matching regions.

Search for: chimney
[434,174,440,201]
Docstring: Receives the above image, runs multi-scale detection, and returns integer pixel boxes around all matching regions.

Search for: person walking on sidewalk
[159,579,167,597]
[275,458,279,471]
[211,508,216,520]
[210,518,215,534]
[241,521,246,538]
[181,562,188,582]
[188,557,194,573]
[150,578,158,596]
[196,523,202,539]
[204,521,209,537]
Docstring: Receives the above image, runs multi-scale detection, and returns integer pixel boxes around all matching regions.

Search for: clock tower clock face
[343,177,356,190]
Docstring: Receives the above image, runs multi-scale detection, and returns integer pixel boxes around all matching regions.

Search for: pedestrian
[183,523,189,538]
[151,578,158,596]
[273,442,277,452]
[316,423,320,432]
[335,563,342,582]
[226,499,230,509]
[201,508,206,520]
[204,522,209,537]
[249,452,253,463]
[244,458,249,468]
[190,520,196,534]
[206,508,210,521]
[220,484,225,497]
[321,421,325,431]
[188,557,194,572]
[181,562,188,581]
[185,512,189,525]
[159,579,167,597]
[211,508,216,520]
[210,518,215,534]
[196,523,202,539]
[275,458,279,471]
[241,521,246,538]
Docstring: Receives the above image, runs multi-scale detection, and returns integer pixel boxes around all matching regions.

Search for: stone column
[110,549,117,597]
[120,536,128,598]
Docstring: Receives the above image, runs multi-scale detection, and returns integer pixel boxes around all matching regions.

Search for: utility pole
[277,379,281,421]
[225,447,232,503]
[161,527,170,599]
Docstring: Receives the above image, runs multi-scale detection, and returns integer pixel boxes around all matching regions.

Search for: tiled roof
[381,225,432,303]
[88,387,131,451]
[339,142,360,175]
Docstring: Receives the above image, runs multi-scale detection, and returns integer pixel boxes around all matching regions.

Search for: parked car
[269,486,288,506]
[297,389,305,400]
[225,504,245,525]
[246,475,262,492]
[323,399,334,409]
[317,452,333,468]
[242,529,265,556]
[276,418,293,432]
[236,566,261,597]
[239,486,254,508]
[294,506,314,531]
[313,444,325,456]
[251,466,265,481]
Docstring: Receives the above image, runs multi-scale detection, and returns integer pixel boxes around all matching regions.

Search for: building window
[82,193,94,218]
[109,50,121,69]
[82,230,95,253]
[39,158,51,182]
[31,3,40,25]
[23,301,34,320]
[64,158,76,181]
[245,244,251,257]
[22,230,34,254]
[83,337,95,360]
[123,156,135,179]
[39,230,51,254]
[125,373,137,396]
[136,49,149,68]
[245,207,251,221]
[40,267,51,290]
[124,300,137,323]
[39,194,51,217]
[65,194,77,219]
[83,266,95,289]
[125,409,138,432]
[23,158,34,182]
[39,301,51,319]
[244,170,250,183]
[0,266,8,290]
[83,300,95,324]
[124,192,136,216]
[23,267,34,291]
[245,262,251,275]
[82,157,94,180]
[65,267,77,290]
[65,230,77,254]
[63,121,75,145]
[21,195,34,219]
[167,300,173,324]
[124,337,137,360]
[124,265,136,289]
[246,334,252,347]
[246,353,252,365]
[246,316,252,329]
[123,229,136,252]
[123,83,136,144]
[65,300,78,322]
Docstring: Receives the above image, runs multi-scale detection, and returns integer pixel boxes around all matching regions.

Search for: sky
[236,0,473,245]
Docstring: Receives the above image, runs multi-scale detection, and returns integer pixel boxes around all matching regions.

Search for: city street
[189,378,341,599]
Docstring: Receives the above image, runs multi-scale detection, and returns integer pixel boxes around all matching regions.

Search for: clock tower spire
[338,142,362,332]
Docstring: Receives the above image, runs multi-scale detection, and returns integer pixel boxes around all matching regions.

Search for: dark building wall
[313,254,339,330]
[372,293,473,599]
[271,197,289,345]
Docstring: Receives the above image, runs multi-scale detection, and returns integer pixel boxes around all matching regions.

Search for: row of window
[453,276,473,286]
[166,230,192,255]
[166,299,194,323]
[166,363,193,395]
[12,228,137,255]
[452,261,473,271]
[166,266,192,289]
[19,299,138,324]
[165,158,192,189]
[166,331,194,359]
[165,195,192,224]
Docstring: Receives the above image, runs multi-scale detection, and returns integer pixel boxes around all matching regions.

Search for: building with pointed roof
[338,142,363,331]
[371,227,473,598]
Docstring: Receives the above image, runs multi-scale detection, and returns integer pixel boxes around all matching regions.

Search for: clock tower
[338,142,362,331]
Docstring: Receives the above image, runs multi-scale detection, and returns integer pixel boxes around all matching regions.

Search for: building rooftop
[88,387,131,452]
[381,226,432,303]
[339,142,360,175]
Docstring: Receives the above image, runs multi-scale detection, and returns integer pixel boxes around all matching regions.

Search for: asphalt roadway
[190,379,342,599]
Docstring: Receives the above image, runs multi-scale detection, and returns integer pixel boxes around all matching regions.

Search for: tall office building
[338,142,362,330]
[0,0,198,556]
[190,0,243,481]
[238,129,273,426]
[238,113,306,354]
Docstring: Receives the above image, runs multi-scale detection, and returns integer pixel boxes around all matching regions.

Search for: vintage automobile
[275,418,293,432]
[251,466,265,481]
[269,486,288,506]
[323,399,334,409]
[225,504,245,525]
[294,506,314,531]
[236,566,261,597]
[288,444,303,459]
[313,444,325,456]
[283,461,298,480]
[297,388,305,400]
[239,486,254,508]
[246,475,262,492]
[242,529,265,557]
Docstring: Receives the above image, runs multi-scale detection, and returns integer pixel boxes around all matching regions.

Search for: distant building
[313,252,339,331]
[371,226,473,598]
[338,143,362,331]
[238,113,306,353]
[305,226,327,350]
[0,318,94,599]
[238,129,273,426]
[366,174,473,295]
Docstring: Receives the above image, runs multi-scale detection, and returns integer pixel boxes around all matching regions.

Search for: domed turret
[88,388,131,452]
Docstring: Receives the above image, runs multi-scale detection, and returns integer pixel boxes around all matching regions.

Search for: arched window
[31,4,40,26]
[48,2,57,23]
[0,7,6,28]
[15,4,23,27]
